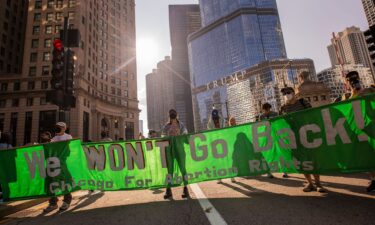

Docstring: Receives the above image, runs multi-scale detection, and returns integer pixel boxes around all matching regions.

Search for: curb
[0,199,48,219]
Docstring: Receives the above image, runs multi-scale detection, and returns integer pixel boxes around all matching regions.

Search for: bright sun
[137,38,159,66]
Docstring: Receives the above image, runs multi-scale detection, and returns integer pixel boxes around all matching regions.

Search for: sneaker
[181,187,190,199]
[366,180,375,192]
[303,184,317,192]
[267,173,274,179]
[316,185,327,193]
[231,178,236,183]
[164,188,172,199]
[59,202,70,211]
[43,204,58,213]
[283,173,289,178]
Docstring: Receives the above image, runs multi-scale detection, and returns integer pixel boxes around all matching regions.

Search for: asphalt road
[1,173,374,225]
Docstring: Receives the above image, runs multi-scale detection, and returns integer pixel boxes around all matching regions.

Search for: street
[0,174,374,225]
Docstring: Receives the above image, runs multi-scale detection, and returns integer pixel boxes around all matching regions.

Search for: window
[30,53,38,62]
[55,25,62,34]
[0,100,5,108]
[13,81,20,91]
[313,96,319,101]
[40,97,47,105]
[29,67,37,76]
[68,12,75,20]
[56,0,63,8]
[28,81,35,90]
[43,52,51,61]
[41,81,48,89]
[45,25,52,34]
[124,90,128,97]
[35,0,42,9]
[0,83,7,92]
[12,99,19,107]
[47,0,54,8]
[42,66,50,76]
[31,39,39,48]
[46,13,54,21]
[26,98,34,106]
[321,95,327,101]
[44,39,52,48]
[124,80,128,87]
[68,0,76,8]
[32,26,40,35]
[34,13,41,22]
[56,12,63,21]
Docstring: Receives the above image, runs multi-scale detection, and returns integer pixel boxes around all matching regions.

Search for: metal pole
[59,17,69,124]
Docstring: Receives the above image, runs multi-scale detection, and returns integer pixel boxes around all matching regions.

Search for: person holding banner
[161,109,189,199]
[44,122,73,212]
[280,87,327,193]
[343,71,375,192]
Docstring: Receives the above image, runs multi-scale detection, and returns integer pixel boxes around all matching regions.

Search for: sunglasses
[282,91,293,95]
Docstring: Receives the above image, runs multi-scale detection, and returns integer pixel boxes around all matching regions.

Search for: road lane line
[190,184,228,225]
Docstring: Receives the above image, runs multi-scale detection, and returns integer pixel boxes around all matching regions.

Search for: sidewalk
[0,198,47,219]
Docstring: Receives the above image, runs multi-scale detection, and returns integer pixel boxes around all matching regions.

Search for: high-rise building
[226,59,316,125]
[188,0,287,131]
[328,27,374,75]
[146,57,175,132]
[0,0,139,146]
[169,4,201,132]
[317,64,374,101]
[0,0,28,75]
[362,0,375,27]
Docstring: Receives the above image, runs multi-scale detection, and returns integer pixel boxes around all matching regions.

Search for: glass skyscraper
[188,0,287,131]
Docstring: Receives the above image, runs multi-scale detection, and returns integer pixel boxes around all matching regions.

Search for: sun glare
[137,38,159,66]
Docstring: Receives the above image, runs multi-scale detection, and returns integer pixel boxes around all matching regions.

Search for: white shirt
[52,133,73,142]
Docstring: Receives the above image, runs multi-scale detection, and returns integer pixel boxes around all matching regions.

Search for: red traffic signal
[53,39,64,51]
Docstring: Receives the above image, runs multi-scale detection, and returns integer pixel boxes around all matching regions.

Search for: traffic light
[64,49,76,109]
[364,25,375,65]
[47,39,65,108]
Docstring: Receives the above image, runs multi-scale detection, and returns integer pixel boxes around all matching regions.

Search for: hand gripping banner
[1,95,375,201]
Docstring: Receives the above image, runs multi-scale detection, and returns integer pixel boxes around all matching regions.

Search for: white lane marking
[190,184,228,225]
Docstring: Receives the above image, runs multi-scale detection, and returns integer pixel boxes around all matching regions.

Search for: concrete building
[317,64,374,101]
[199,59,316,126]
[188,0,287,131]
[169,4,201,132]
[0,0,139,146]
[362,0,375,27]
[146,57,175,132]
[296,71,331,108]
[327,27,374,76]
[0,0,28,75]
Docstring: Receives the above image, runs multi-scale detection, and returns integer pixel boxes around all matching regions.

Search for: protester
[139,132,145,139]
[342,71,375,192]
[148,130,158,138]
[100,131,112,142]
[207,109,230,184]
[227,116,237,183]
[44,122,73,212]
[0,132,12,201]
[279,87,326,192]
[257,103,279,178]
[161,109,189,199]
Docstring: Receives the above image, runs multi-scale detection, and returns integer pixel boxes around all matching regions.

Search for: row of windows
[0,97,49,108]
[34,0,76,9]
[0,80,49,92]
[30,52,51,63]
[33,12,75,22]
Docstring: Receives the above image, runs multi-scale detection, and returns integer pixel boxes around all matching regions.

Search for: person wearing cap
[148,130,158,138]
[341,71,375,192]
[161,109,189,199]
[44,122,73,212]
[51,122,73,142]
[279,86,327,193]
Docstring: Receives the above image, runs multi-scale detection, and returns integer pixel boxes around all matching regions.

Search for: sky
[135,0,369,134]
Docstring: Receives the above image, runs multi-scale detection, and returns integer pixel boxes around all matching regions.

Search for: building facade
[225,59,316,125]
[146,57,175,132]
[0,0,28,75]
[0,0,139,146]
[362,0,375,27]
[169,4,201,132]
[188,0,287,131]
[328,27,374,77]
[317,64,374,101]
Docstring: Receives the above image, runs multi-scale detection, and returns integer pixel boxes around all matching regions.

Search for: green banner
[1,95,375,201]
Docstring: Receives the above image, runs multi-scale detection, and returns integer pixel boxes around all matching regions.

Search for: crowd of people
[0,70,374,210]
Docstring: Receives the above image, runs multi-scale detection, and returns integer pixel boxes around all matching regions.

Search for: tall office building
[188,0,287,131]
[362,0,375,27]
[0,0,28,75]
[0,0,139,146]
[328,27,374,74]
[146,57,175,132]
[169,5,201,132]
